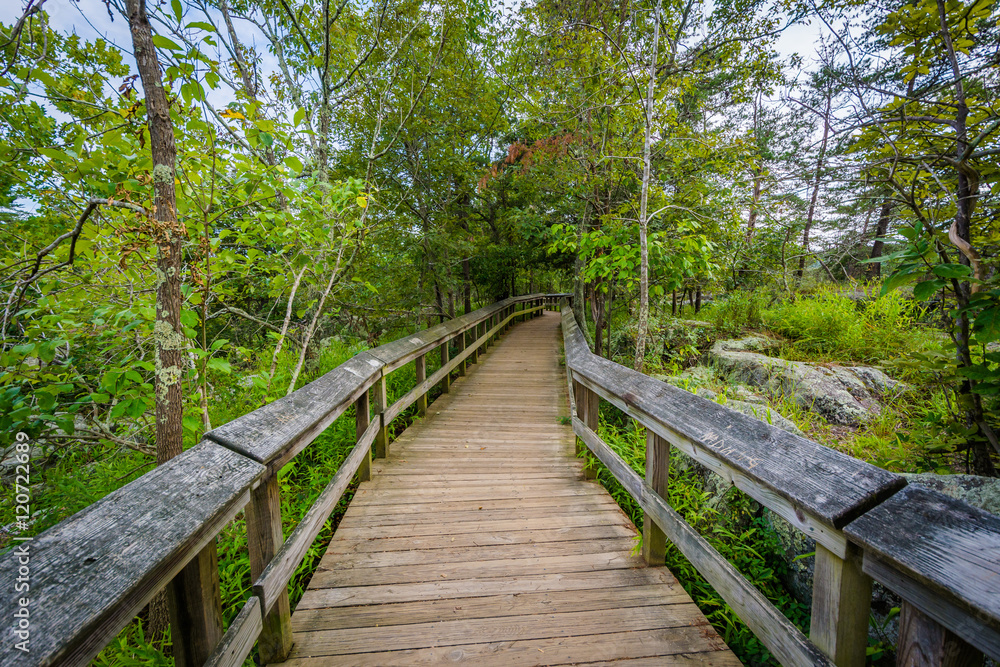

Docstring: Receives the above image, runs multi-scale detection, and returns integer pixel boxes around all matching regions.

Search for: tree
[843,0,1000,474]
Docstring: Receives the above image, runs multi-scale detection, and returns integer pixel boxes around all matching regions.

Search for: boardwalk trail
[284,312,737,666]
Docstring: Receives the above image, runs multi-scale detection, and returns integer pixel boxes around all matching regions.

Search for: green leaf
[207,358,232,373]
[956,365,1000,381]
[171,0,182,22]
[912,280,943,301]
[186,21,216,32]
[293,108,306,126]
[881,269,920,294]
[152,35,183,51]
[260,132,273,146]
[932,263,972,279]
[974,306,1000,343]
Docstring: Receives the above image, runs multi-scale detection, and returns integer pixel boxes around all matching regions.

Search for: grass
[763,286,933,364]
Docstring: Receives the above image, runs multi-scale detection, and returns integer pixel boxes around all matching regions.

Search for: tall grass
[699,290,770,335]
[764,286,929,363]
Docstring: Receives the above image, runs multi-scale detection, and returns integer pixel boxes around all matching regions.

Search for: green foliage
[763,287,927,362]
[701,290,770,334]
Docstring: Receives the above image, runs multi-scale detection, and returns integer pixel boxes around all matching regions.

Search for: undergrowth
[764,287,931,363]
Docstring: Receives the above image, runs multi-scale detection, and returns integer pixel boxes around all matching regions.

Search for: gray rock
[732,386,767,404]
[718,398,804,436]
[712,336,780,354]
[765,511,816,606]
[900,473,1000,516]
[238,374,260,389]
[708,338,905,425]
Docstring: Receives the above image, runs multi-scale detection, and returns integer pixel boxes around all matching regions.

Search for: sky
[4,0,826,91]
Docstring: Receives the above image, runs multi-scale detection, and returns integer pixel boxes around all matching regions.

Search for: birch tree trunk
[634,0,662,372]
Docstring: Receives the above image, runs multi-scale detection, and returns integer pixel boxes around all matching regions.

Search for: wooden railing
[0,293,566,667]
[560,302,1000,667]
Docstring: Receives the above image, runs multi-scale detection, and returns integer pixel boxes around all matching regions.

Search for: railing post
[573,377,599,480]
[167,541,224,667]
[896,602,983,667]
[642,431,670,566]
[470,324,479,365]
[809,543,872,667]
[374,373,388,457]
[458,329,467,376]
[440,340,451,393]
[583,385,599,479]
[356,390,372,481]
[246,474,293,663]
[415,353,427,416]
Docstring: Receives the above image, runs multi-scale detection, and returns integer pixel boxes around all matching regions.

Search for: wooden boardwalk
[284,312,738,666]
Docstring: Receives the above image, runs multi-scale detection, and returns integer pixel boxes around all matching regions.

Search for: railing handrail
[559,301,1000,667]
[0,293,567,666]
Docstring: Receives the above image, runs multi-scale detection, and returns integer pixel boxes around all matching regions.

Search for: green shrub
[764,286,927,362]
[701,290,770,334]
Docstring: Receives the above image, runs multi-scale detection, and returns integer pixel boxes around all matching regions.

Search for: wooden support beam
[458,330,467,377]
[204,596,262,667]
[415,354,427,416]
[440,341,451,393]
[470,325,479,365]
[643,431,670,567]
[574,379,600,480]
[356,391,372,482]
[810,543,872,667]
[374,373,388,458]
[897,602,984,667]
[167,540,224,667]
[572,378,586,459]
[246,474,292,663]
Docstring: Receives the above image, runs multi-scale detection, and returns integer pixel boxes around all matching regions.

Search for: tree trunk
[463,257,472,314]
[798,88,832,279]
[935,0,997,476]
[606,283,613,359]
[634,0,662,372]
[125,0,185,645]
[867,200,892,279]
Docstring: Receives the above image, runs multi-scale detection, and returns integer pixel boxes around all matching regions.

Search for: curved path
[284,312,737,666]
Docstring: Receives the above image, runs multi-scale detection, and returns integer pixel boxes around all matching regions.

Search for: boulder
[708,337,905,425]
[899,473,1000,516]
[723,398,804,436]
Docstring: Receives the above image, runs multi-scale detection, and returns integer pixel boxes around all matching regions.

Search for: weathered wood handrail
[844,485,1000,664]
[559,301,1000,667]
[0,293,565,667]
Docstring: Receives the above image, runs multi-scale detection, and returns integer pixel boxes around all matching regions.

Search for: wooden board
[844,484,1000,660]
[0,440,264,667]
[561,307,904,530]
[285,312,735,665]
